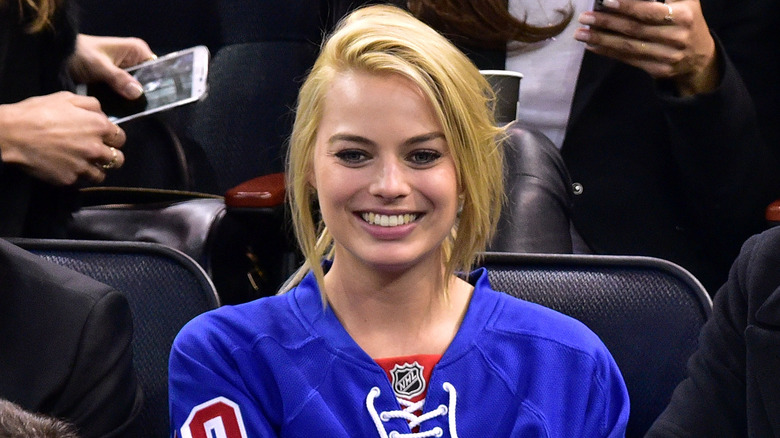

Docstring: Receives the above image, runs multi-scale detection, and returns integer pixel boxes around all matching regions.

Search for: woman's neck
[323,256,473,359]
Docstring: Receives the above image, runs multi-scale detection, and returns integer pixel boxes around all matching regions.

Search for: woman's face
[311,71,459,274]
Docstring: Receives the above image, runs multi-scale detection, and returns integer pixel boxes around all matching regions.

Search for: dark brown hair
[407,0,573,50]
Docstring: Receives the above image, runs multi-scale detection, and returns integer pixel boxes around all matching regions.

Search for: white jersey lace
[366,382,459,438]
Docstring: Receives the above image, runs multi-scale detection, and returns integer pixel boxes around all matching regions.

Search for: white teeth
[361,212,417,227]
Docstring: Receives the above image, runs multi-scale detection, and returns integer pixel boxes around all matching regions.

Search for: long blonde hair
[282,5,505,298]
[1,0,62,32]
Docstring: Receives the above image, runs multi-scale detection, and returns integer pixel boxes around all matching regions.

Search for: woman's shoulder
[462,276,611,377]
[487,289,607,354]
[468,268,605,355]
[173,284,318,356]
[467,282,627,418]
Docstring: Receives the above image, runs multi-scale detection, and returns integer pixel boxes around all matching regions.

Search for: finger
[578,11,681,44]
[102,124,127,148]
[95,146,126,171]
[81,161,107,184]
[103,146,126,169]
[65,92,104,113]
[580,31,657,61]
[583,40,678,77]
[92,54,144,100]
[112,68,145,100]
[660,3,675,25]
[88,169,108,184]
[595,0,676,25]
[576,24,676,60]
[113,148,126,168]
[76,43,145,100]
[119,37,157,67]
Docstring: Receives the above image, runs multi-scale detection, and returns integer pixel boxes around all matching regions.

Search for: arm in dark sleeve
[658,35,780,266]
[52,288,144,438]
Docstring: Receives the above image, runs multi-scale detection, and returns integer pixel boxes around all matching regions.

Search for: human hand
[575,0,719,96]
[68,34,156,100]
[0,92,126,185]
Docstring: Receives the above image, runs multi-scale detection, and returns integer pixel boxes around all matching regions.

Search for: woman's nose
[369,159,411,199]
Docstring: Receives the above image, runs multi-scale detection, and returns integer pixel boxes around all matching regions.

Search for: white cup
[480,69,523,125]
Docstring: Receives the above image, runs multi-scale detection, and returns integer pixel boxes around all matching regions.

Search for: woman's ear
[308,172,317,190]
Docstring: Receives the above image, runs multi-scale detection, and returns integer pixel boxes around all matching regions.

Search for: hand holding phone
[581,0,718,95]
[77,45,210,124]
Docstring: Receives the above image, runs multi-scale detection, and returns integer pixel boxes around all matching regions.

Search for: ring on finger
[663,3,674,23]
[101,147,119,170]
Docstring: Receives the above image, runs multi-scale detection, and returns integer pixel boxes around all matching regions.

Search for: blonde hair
[282,5,505,297]
[1,0,62,32]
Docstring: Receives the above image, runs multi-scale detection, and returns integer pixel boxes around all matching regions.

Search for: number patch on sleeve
[180,397,248,438]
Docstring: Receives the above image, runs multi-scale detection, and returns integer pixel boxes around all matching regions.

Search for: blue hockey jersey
[169,268,629,437]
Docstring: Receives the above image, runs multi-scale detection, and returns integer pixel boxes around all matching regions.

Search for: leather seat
[489,121,574,253]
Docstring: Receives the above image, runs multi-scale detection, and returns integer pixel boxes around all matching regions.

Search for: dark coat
[0,238,142,438]
[646,225,780,437]
[0,0,79,237]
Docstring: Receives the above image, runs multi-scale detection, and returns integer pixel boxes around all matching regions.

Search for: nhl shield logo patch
[390,361,426,399]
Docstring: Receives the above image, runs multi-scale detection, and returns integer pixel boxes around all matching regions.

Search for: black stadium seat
[11,239,220,438]
[478,251,712,437]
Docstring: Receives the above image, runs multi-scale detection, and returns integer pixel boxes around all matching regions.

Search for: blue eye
[408,150,442,166]
[334,149,369,164]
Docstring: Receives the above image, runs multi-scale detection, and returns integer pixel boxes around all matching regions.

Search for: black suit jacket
[0,239,142,438]
[646,225,780,437]
[328,0,780,294]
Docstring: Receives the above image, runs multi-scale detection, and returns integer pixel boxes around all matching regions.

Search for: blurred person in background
[647,224,780,437]
[0,238,142,438]
[0,0,155,237]
[331,0,780,295]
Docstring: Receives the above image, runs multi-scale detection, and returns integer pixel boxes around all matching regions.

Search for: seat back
[478,252,712,438]
[183,40,319,194]
[10,239,220,438]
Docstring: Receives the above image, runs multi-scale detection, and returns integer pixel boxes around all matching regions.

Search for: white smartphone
[77,45,210,124]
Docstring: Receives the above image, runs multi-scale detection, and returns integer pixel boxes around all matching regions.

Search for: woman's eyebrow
[327,132,444,146]
[405,132,445,146]
[328,133,375,146]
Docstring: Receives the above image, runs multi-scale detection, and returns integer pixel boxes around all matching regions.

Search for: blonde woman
[0,0,154,237]
[170,6,629,437]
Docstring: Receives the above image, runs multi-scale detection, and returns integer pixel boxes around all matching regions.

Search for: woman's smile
[360,212,419,227]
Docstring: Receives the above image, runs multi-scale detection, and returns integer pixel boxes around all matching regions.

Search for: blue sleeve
[597,351,631,438]
[489,292,631,437]
[505,339,630,437]
[168,318,278,438]
[565,339,630,438]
